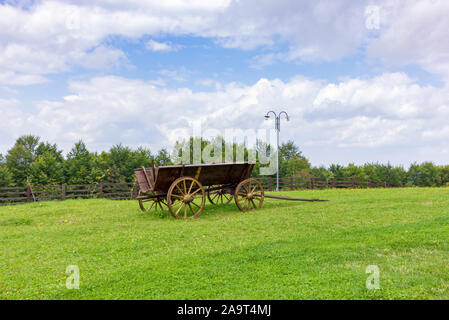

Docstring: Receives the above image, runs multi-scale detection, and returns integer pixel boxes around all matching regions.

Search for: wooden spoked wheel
[207,186,233,205]
[167,177,205,218]
[234,178,264,211]
[138,191,166,212]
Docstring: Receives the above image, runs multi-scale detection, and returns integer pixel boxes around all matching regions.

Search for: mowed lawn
[0,187,448,300]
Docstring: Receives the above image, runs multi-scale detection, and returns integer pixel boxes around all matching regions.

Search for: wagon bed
[135,162,254,194]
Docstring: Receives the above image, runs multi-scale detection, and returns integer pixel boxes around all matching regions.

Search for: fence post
[310,177,315,190]
[61,184,66,201]
[268,177,273,191]
[290,177,294,190]
[26,185,31,202]
[384,181,387,188]
[99,183,103,198]
[332,177,335,188]
[351,177,355,188]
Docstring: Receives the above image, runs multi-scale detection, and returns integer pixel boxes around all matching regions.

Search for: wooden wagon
[135,162,264,218]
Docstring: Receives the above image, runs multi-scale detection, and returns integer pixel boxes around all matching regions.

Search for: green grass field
[1,187,448,300]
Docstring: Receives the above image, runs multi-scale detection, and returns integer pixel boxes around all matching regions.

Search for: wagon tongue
[264,194,329,202]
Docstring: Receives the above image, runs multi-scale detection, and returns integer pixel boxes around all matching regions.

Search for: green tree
[279,140,302,160]
[440,165,449,186]
[64,141,101,184]
[96,144,154,183]
[6,135,40,185]
[407,162,442,187]
[361,163,381,181]
[29,150,64,185]
[277,141,309,177]
[36,142,62,158]
[383,164,407,186]
[0,154,13,187]
[28,141,64,185]
[309,166,332,179]
[102,144,134,182]
[131,147,154,169]
[351,163,406,186]
[328,164,345,177]
[342,163,367,179]
[155,148,172,166]
[101,165,127,183]
[285,157,311,177]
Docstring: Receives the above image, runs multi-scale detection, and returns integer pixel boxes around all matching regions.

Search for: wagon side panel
[152,166,183,191]
[196,162,255,186]
[135,170,149,194]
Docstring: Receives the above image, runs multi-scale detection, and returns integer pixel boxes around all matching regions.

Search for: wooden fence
[0,177,389,206]
[0,183,137,206]
[257,176,389,191]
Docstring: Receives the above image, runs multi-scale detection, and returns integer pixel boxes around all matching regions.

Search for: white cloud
[157,67,193,82]
[75,46,128,70]
[0,1,130,83]
[212,0,369,58]
[146,40,181,52]
[0,71,48,86]
[311,73,444,120]
[367,0,449,79]
[1,73,448,165]
[1,0,448,83]
[0,1,369,80]
[0,98,29,152]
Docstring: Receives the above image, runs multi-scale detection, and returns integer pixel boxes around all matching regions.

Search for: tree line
[0,135,448,187]
[263,140,449,187]
[0,135,171,187]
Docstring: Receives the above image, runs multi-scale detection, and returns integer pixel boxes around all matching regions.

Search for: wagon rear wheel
[234,178,264,211]
[167,177,205,218]
[207,186,233,205]
[138,191,166,212]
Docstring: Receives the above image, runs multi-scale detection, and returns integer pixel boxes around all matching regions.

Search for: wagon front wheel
[167,177,205,218]
[234,178,264,211]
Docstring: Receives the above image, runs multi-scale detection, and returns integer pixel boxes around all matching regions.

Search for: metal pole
[276,116,280,191]
[265,110,289,193]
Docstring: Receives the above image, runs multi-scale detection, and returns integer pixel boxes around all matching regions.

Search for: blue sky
[1,0,449,166]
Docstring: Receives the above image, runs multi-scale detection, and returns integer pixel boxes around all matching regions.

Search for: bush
[407,162,442,187]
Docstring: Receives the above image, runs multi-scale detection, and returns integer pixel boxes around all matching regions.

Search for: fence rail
[0,177,391,206]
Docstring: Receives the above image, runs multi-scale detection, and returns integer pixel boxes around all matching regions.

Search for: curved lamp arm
[279,111,289,121]
[264,110,277,119]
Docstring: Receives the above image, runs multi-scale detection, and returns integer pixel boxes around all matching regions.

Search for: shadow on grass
[135,198,302,220]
